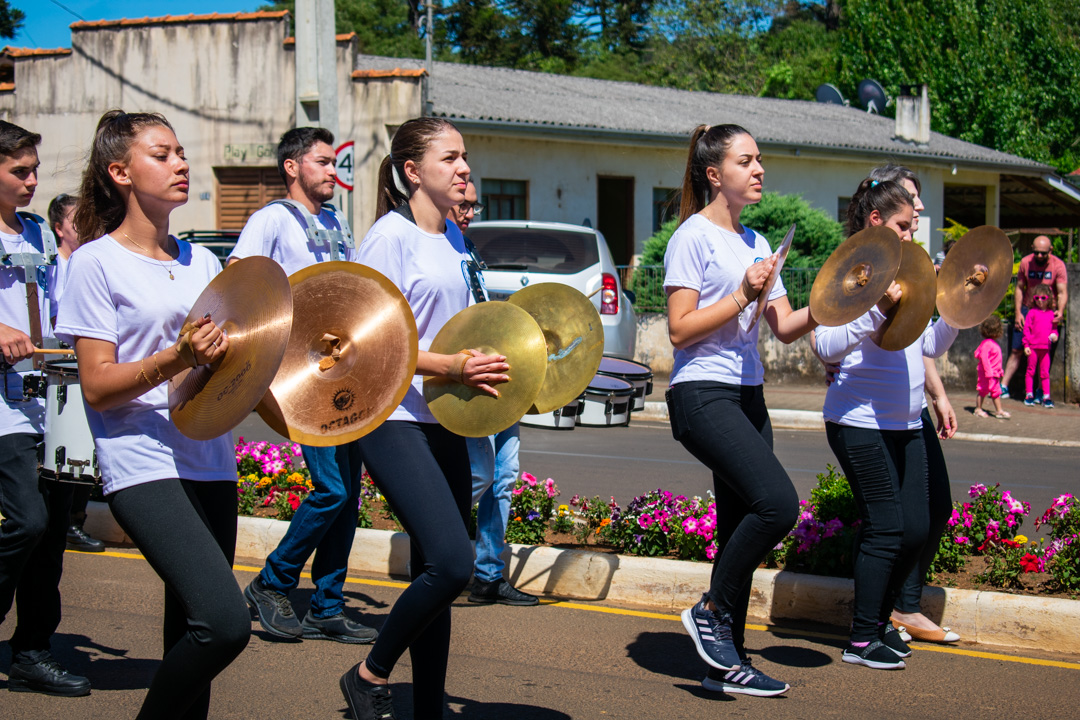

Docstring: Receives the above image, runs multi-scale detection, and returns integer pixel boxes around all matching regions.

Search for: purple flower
[638,514,653,529]
[969,484,988,499]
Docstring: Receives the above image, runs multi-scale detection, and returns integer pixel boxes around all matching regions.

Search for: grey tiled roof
[355,54,1049,173]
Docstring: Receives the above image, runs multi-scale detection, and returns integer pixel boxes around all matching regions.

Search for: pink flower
[705,543,717,560]
[512,487,523,496]
[969,484,988,498]
[683,516,699,534]
[986,520,1000,539]
[522,472,538,487]
[638,514,653,529]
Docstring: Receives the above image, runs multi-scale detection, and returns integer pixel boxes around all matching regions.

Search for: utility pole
[423,1,434,115]
[294,0,339,142]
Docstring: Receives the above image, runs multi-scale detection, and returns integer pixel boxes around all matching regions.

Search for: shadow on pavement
[0,632,161,691]
[624,630,705,681]
[445,693,573,719]
[755,644,833,668]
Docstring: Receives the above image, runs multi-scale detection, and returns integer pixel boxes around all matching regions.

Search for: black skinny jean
[108,479,250,720]
[825,422,930,642]
[895,408,954,613]
[357,420,473,720]
[0,432,74,657]
[667,382,799,655]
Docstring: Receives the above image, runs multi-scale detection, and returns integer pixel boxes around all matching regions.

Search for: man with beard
[1001,235,1068,399]
[228,127,377,645]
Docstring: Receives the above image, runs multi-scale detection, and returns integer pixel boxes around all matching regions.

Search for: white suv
[465,220,637,360]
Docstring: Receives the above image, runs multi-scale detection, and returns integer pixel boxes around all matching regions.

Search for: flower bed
[234,440,1079,597]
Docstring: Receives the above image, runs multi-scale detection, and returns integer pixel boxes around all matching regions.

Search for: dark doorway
[943,184,988,229]
[597,176,635,266]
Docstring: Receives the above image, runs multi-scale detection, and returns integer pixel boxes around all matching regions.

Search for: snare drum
[520,397,581,430]
[597,356,653,412]
[40,360,100,485]
[577,375,633,427]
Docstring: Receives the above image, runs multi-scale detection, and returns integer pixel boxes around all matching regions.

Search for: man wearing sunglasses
[1001,235,1068,398]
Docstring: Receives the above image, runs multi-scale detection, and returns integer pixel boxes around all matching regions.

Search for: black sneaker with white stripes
[842,640,906,670]
[681,594,741,671]
[880,623,912,657]
[702,658,790,697]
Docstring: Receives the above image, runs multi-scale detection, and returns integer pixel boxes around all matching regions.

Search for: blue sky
[9,1,263,49]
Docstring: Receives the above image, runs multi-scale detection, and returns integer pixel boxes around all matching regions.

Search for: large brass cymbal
[170,256,292,441]
[872,242,938,351]
[810,226,902,327]
[507,283,604,414]
[936,225,1013,329]
[423,302,548,438]
[256,261,418,447]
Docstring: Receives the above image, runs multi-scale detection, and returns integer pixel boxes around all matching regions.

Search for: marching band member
[664,124,815,697]
[55,111,248,719]
[338,117,509,720]
[0,121,90,697]
[229,127,378,646]
[815,178,958,670]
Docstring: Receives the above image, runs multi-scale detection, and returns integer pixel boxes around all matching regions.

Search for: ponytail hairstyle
[868,163,921,196]
[376,117,460,219]
[845,178,913,237]
[74,110,174,244]
[677,123,753,226]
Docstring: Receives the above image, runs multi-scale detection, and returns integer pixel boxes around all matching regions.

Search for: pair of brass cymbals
[423,283,604,438]
[810,225,1012,350]
[170,259,419,446]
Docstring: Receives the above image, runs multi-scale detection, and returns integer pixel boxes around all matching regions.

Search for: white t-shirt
[51,251,70,320]
[227,202,358,275]
[54,236,236,494]
[357,211,471,423]
[663,214,787,387]
[0,219,55,435]
[816,309,959,430]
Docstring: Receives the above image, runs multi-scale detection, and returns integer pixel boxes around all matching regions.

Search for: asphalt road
[234,414,1078,531]
[2,551,1078,720]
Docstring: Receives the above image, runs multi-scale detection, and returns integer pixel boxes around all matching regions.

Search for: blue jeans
[259,441,363,618]
[468,424,520,583]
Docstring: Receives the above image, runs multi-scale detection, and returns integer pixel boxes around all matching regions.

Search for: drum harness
[1,211,59,402]
[270,199,355,262]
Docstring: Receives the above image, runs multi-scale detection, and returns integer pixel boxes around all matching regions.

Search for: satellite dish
[858,79,888,114]
[815,83,847,106]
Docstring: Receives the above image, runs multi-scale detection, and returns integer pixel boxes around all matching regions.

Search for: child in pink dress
[1023,284,1058,409]
[974,316,1008,418]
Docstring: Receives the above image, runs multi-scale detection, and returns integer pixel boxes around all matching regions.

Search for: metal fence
[618,265,822,313]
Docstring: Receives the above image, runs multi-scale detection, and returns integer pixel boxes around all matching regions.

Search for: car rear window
[467,227,600,275]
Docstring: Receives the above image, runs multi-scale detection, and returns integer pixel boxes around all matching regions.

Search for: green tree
[260,0,423,57]
[0,0,25,39]
[838,0,1080,172]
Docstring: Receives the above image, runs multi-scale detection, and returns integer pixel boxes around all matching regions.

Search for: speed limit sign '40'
[335,141,354,191]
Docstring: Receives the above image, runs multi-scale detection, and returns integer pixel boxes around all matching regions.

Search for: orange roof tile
[0,82,14,92]
[351,68,427,80]
[70,11,288,31]
[283,32,357,46]
[1,47,73,58]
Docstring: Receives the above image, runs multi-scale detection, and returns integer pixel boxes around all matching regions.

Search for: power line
[47,0,86,22]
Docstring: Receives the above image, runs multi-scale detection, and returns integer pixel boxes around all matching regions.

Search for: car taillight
[600,273,618,315]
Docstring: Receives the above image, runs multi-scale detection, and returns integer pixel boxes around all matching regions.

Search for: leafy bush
[505,472,560,546]
[765,465,858,577]
[1036,494,1080,593]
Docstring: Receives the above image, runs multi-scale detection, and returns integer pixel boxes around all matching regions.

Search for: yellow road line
[78,550,1080,671]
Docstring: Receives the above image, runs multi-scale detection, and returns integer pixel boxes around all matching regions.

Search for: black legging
[895,408,953,613]
[108,479,250,720]
[357,421,473,720]
[825,422,929,642]
[667,381,799,655]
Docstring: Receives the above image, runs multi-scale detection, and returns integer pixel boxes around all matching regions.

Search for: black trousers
[0,432,74,657]
[825,422,929,642]
[358,421,473,720]
[667,381,799,655]
[108,479,249,720]
[895,408,953,613]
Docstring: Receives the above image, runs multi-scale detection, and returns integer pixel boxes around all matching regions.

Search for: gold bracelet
[151,353,166,382]
[138,358,155,388]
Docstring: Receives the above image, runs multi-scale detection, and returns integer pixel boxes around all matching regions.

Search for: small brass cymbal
[810,226,902,327]
[170,256,292,441]
[256,261,418,447]
[507,283,604,414]
[872,242,938,351]
[936,226,1013,329]
[423,302,548,438]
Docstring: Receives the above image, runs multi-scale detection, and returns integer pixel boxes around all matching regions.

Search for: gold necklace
[121,231,177,280]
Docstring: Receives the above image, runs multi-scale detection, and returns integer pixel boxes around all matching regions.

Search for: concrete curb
[84,502,1080,656]
[638,402,1080,447]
